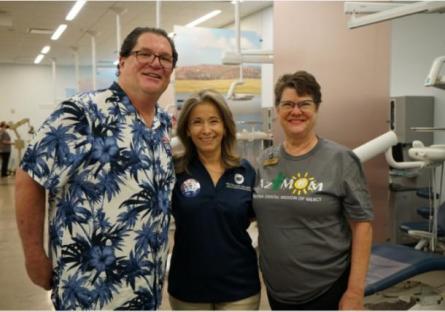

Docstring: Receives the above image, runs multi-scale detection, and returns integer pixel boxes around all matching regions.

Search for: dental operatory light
[51,24,67,41]
[41,46,50,54]
[34,54,44,64]
[345,1,445,29]
[66,0,87,21]
[222,50,274,65]
[185,10,222,28]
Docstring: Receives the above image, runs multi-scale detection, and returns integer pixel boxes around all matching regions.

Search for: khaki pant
[169,292,260,310]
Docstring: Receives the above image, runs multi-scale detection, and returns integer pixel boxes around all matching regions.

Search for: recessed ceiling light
[34,54,44,64]
[41,46,51,54]
[185,10,222,28]
[51,24,67,40]
[66,0,87,21]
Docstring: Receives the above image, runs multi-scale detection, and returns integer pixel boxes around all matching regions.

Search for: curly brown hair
[274,70,322,109]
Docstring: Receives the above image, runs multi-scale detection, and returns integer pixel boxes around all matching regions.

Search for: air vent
[28,28,53,35]
[0,11,12,27]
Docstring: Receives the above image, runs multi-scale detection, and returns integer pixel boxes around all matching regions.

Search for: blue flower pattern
[21,82,175,310]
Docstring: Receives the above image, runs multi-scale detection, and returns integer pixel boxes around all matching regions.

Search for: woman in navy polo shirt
[168,89,260,310]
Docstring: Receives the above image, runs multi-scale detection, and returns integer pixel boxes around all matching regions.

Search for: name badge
[263,157,279,166]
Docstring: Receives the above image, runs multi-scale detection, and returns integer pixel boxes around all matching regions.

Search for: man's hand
[339,289,364,310]
[25,253,53,290]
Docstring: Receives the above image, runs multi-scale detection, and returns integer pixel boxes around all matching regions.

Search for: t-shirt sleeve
[342,151,374,221]
[20,99,92,192]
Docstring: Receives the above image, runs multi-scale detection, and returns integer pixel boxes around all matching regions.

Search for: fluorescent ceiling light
[66,0,87,21]
[185,10,221,28]
[51,24,67,40]
[41,46,51,54]
[34,54,44,64]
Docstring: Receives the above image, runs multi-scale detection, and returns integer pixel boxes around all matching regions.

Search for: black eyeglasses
[278,100,315,112]
[130,50,174,69]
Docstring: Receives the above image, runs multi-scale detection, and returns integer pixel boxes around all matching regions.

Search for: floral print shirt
[21,82,175,310]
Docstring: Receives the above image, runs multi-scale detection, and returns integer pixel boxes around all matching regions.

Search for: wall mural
[173,25,263,132]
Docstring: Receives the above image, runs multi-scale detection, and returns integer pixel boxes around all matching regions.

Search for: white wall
[390,12,445,204]
[390,13,445,144]
[2,64,65,134]
[0,63,116,130]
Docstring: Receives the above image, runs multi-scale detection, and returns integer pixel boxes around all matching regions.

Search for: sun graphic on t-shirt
[291,172,315,195]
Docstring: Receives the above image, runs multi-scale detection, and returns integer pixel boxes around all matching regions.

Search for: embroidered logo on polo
[180,178,201,197]
[261,171,323,195]
[234,173,244,184]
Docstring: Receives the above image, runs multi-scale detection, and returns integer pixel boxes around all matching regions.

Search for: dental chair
[366,202,445,298]
[399,201,445,250]
[354,131,445,302]
[365,243,445,296]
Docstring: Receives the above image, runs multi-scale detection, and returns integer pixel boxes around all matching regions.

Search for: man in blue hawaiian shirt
[15,27,177,310]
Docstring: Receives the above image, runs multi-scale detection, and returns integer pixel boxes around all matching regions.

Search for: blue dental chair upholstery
[365,243,445,296]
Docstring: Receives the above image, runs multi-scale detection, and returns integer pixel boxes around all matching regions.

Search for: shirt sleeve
[342,151,374,221]
[20,99,92,192]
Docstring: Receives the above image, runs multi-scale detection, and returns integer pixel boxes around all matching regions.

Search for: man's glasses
[278,100,315,112]
[130,50,174,70]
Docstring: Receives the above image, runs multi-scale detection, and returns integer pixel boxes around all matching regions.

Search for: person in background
[253,71,373,310]
[168,89,261,310]
[0,121,12,177]
[15,27,177,310]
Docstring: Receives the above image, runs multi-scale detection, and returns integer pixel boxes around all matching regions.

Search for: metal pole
[110,7,125,62]
[156,0,161,28]
[88,32,97,90]
[72,47,80,92]
[116,13,121,55]
[234,0,243,80]
[51,58,57,105]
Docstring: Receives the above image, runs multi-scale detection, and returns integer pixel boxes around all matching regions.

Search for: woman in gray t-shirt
[253,71,373,310]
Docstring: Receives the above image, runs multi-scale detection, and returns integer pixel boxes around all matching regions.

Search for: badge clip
[263,157,279,166]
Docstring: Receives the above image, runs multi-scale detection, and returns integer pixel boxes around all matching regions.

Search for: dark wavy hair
[274,70,322,109]
[116,27,178,75]
[175,89,240,173]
